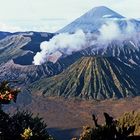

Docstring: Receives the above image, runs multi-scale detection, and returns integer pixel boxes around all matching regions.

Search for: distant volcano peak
[57,6,125,33]
[87,6,124,19]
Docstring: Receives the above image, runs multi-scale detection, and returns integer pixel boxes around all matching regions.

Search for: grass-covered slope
[30,57,140,100]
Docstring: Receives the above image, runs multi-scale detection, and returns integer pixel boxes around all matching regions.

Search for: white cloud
[98,21,121,42]
[0,23,22,32]
[0,19,69,33]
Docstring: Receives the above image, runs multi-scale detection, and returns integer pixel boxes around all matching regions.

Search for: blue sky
[0,0,139,32]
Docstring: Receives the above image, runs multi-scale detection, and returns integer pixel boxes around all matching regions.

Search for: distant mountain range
[0,6,140,99]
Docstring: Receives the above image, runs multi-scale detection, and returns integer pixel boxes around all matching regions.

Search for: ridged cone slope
[30,57,140,100]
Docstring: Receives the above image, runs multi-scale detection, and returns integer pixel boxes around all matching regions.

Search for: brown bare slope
[7,95,140,140]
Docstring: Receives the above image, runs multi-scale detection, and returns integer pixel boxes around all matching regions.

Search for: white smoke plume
[97,20,138,45]
[33,20,139,65]
[98,21,121,43]
[33,30,88,65]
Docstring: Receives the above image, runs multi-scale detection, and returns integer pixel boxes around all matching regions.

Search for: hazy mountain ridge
[0,31,54,64]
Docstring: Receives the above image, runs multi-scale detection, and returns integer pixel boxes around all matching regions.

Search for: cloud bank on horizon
[0,19,69,33]
[0,0,139,32]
